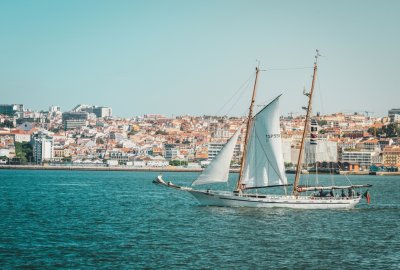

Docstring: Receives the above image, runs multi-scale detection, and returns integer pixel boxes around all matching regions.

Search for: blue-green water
[0,170,399,269]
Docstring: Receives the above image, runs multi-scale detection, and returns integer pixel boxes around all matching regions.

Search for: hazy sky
[1,0,399,118]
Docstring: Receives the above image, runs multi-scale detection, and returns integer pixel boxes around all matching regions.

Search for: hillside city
[1,103,400,172]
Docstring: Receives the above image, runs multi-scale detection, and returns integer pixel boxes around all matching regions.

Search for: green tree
[169,160,188,166]
[0,120,14,128]
[14,142,33,163]
[155,130,167,135]
[128,130,138,136]
[383,123,399,138]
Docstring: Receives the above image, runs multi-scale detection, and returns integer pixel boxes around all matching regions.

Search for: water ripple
[0,170,399,269]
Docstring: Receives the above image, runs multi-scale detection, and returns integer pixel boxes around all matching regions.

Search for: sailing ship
[154,51,371,209]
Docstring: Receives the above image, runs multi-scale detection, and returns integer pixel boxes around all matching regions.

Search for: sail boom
[244,183,293,190]
[297,184,372,192]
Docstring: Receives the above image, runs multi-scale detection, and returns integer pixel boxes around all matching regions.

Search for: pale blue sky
[1,0,399,117]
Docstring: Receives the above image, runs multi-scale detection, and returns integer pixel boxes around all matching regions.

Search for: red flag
[366,192,371,204]
[363,190,371,204]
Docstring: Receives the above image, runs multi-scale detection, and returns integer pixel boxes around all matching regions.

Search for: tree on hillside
[383,123,399,138]
[14,142,33,163]
[0,120,14,128]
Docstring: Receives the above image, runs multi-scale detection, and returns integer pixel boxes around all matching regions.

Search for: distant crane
[288,112,299,119]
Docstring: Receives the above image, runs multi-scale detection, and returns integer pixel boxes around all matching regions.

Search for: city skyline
[1,1,399,117]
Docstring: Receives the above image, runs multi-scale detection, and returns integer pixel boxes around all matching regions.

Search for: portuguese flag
[363,190,371,204]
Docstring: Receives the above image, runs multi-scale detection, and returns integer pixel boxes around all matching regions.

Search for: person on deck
[348,187,355,198]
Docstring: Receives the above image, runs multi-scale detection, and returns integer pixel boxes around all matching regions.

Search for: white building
[388,108,400,122]
[49,106,61,112]
[31,133,54,163]
[93,107,112,118]
[0,148,11,158]
[281,139,292,164]
[207,142,241,161]
[304,140,338,165]
[340,151,375,167]
[146,156,169,167]
[164,144,180,160]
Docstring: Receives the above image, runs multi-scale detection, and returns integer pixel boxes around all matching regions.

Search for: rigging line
[263,66,314,71]
[225,78,253,115]
[214,72,254,116]
[343,173,354,186]
[317,73,325,116]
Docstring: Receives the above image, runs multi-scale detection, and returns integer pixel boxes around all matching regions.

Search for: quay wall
[1,165,399,175]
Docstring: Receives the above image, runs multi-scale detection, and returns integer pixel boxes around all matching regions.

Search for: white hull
[187,190,361,209]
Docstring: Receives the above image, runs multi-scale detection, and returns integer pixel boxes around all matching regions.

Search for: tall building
[388,109,400,122]
[72,104,112,118]
[164,144,180,160]
[93,107,112,118]
[207,142,241,161]
[49,106,61,112]
[62,112,88,130]
[0,104,23,116]
[31,132,54,163]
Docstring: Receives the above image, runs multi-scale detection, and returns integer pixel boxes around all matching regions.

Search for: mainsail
[241,95,287,188]
[192,127,241,186]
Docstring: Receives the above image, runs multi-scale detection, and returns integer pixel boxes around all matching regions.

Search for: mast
[236,67,260,191]
[292,50,319,195]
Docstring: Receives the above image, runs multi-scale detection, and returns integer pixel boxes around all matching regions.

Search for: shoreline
[1,165,400,175]
[0,164,207,172]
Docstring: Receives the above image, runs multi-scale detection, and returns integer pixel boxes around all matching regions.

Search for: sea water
[0,170,399,269]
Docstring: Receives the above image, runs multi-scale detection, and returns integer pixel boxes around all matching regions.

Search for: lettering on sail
[266,134,280,141]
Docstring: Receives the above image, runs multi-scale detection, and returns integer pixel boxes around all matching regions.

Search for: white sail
[242,95,287,188]
[192,127,241,186]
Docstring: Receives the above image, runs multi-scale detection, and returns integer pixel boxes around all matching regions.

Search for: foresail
[192,127,241,186]
[242,95,287,188]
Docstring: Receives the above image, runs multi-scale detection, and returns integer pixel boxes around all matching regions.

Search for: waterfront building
[164,144,180,160]
[146,155,169,167]
[382,146,400,166]
[109,151,129,165]
[207,142,241,161]
[31,132,54,163]
[304,139,338,165]
[62,112,88,130]
[340,150,378,170]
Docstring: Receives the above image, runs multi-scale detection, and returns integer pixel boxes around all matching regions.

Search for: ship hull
[187,190,360,209]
